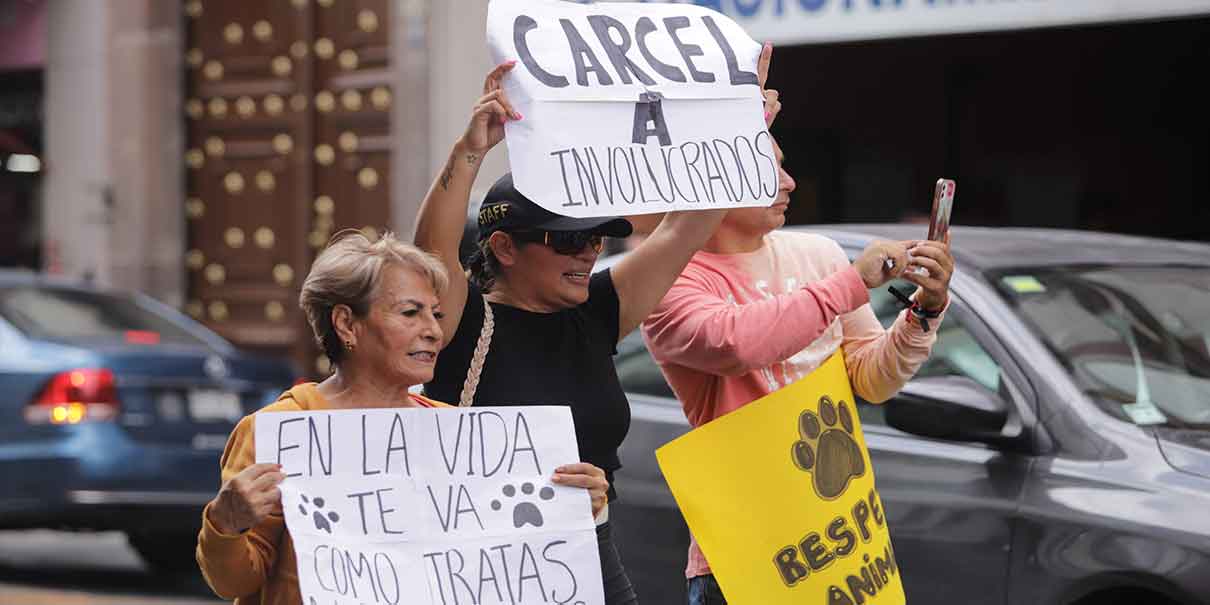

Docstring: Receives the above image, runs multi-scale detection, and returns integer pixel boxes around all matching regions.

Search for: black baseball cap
[476,173,633,242]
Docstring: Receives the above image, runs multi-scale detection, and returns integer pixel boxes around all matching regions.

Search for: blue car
[0,270,296,571]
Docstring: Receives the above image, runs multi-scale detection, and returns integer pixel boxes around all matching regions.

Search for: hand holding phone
[928,178,956,242]
[885,179,957,273]
[898,179,956,275]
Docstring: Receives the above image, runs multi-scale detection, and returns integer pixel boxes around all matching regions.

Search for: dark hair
[465,239,501,293]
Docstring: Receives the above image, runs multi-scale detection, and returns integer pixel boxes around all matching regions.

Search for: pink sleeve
[840,298,945,403]
[643,266,870,377]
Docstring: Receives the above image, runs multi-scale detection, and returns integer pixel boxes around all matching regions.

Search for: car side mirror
[885,376,1010,444]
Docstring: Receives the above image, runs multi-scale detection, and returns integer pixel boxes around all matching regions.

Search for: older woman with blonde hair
[196,230,609,605]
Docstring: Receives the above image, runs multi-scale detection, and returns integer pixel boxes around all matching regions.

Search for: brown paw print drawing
[791,396,866,499]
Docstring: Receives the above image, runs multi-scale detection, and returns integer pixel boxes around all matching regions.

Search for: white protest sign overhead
[255,406,604,605]
[487,0,775,218]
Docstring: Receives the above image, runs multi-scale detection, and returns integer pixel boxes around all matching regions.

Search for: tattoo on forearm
[438,155,456,191]
[466,153,479,165]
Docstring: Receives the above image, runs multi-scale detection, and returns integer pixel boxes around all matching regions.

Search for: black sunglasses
[510,230,605,255]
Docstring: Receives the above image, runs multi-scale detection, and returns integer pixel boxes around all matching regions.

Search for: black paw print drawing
[791,396,866,500]
[491,482,555,528]
[298,493,340,533]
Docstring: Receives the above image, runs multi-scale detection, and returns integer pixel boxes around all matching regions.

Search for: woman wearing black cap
[414,54,778,604]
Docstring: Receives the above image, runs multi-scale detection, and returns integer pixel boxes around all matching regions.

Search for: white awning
[639,0,1210,45]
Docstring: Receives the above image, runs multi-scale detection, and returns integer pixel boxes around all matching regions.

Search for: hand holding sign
[462,61,522,157]
[757,42,781,127]
[207,462,287,535]
[764,88,781,127]
[552,462,609,518]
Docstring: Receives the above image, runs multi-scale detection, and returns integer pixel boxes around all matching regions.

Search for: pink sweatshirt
[640,230,942,579]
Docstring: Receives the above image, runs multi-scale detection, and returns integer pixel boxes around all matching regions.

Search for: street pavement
[0,530,223,605]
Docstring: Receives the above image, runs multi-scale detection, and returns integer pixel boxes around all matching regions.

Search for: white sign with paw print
[256,405,603,605]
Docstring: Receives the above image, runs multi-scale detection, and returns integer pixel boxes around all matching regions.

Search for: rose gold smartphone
[928,178,956,242]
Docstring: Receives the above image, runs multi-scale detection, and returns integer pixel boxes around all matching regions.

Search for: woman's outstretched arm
[413,62,520,346]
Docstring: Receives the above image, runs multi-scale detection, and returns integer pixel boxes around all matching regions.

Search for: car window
[990,265,1210,429]
[616,331,676,399]
[859,280,1006,427]
[0,286,211,347]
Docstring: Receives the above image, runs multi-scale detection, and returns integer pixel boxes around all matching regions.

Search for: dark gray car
[605,225,1210,605]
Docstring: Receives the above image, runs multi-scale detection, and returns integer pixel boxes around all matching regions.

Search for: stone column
[44,0,184,305]
[391,0,507,239]
[390,0,432,240]
[44,0,111,284]
[107,0,185,305]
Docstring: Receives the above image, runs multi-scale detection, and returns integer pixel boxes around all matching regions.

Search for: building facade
[4,0,1209,376]
[12,0,507,375]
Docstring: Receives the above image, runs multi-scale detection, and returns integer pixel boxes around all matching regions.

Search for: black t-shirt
[425,270,631,495]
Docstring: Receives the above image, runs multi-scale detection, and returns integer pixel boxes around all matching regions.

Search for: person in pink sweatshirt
[641,139,954,605]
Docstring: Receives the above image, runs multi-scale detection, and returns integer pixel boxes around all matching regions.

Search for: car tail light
[25,369,120,425]
[124,330,161,345]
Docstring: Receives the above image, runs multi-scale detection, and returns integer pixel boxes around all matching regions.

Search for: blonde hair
[300,229,449,365]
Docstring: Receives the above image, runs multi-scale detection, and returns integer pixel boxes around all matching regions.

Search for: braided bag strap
[458,295,494,407]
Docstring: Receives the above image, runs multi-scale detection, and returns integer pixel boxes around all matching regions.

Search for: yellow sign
[657,353,905,605]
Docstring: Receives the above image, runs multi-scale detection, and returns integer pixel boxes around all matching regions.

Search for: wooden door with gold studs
[183,0,392,378]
